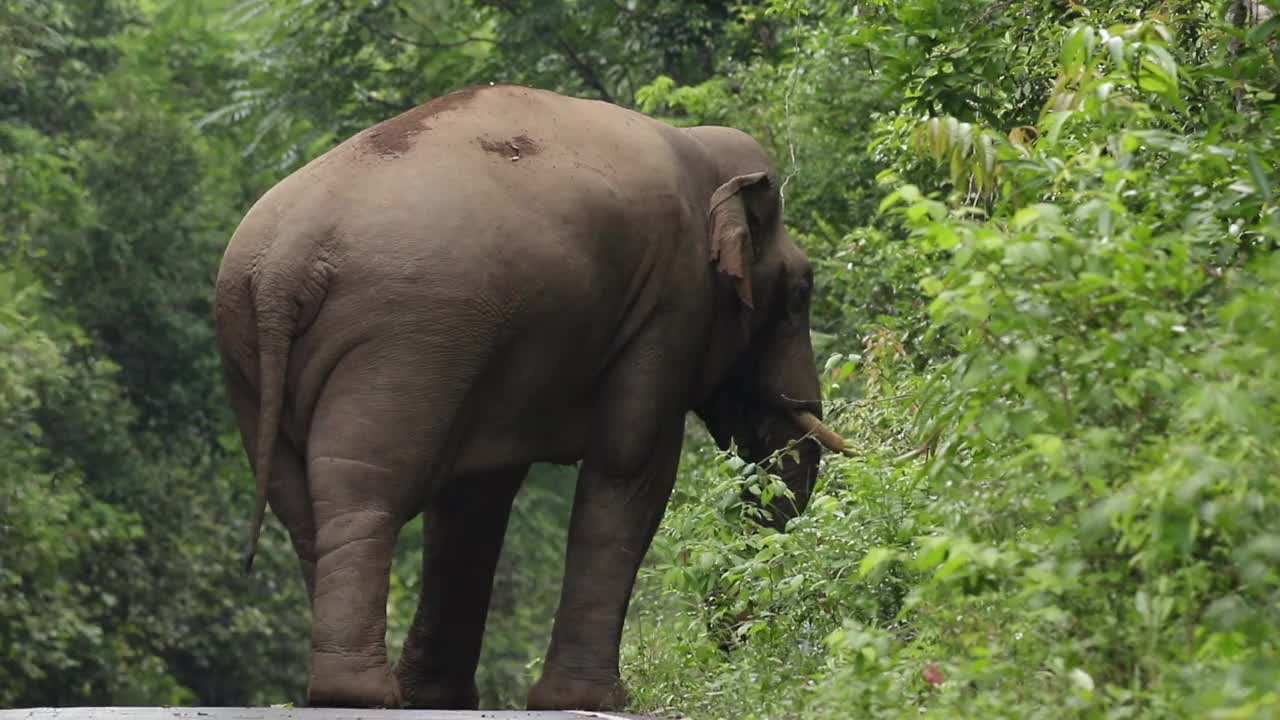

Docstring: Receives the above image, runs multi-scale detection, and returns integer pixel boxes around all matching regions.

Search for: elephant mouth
[791,410,851,456]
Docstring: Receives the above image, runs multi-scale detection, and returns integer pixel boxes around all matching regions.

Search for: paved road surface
[0,708,660,720]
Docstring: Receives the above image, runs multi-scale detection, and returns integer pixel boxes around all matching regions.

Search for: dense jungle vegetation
[3,0,1278,717]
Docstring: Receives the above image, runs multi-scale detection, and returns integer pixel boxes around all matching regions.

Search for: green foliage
[210,0,496,171]
[2,0,307,704]
[473,0,762,104]
[0,0,140,135]
[209,0,768,176]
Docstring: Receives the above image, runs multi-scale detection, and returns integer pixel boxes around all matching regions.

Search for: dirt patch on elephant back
[361,85,487,157]
[476,133,541,161]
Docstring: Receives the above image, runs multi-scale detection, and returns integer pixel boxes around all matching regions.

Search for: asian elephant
[213,83,845,712]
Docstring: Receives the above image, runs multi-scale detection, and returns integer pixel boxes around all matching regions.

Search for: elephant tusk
[793,410,855,456]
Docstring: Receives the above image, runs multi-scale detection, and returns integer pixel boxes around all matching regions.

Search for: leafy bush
[1,2,309,704]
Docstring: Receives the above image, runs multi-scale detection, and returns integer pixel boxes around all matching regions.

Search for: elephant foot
[394,667,479,710]
[307,653,402,708]
[526,671,628,711]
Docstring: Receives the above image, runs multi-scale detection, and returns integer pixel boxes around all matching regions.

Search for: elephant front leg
[395,465,528,708]
[526,423,683,711]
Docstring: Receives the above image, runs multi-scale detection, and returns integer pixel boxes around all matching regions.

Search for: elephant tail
[243,238,333,574]
[243,306,288,574]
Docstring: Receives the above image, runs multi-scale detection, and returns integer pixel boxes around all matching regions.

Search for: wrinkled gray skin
[214,84,830,712]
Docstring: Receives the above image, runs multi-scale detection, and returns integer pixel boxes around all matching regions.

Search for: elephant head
[688,127,847,531]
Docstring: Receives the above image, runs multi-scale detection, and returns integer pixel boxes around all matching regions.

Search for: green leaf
[858,547,896,578]
[914,536,951,571]
[1043,110,1076,144]
[878,189,905,214]
[1012,206,1042,229]
[1247,149,1273,201]
[1061,25,1094,76]
[1028,434,1066,469]
[1247,14,1280,44]
[1137,44,1182,105]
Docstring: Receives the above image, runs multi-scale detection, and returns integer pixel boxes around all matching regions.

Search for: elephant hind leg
[305,454,407,709]
[395,464,529,709]
[302,347,478,709]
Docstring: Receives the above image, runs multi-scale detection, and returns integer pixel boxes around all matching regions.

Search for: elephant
[213,83,846,712]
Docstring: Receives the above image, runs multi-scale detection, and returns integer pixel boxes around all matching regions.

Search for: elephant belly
[450,346,598,475]
[438,233,657,476]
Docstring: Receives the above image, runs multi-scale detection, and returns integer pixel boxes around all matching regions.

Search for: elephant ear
[708,171,772,310]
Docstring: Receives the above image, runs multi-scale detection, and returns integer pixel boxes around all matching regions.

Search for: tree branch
[486,0,616,103]
[554,38,615,104]
[355,13,495,51]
